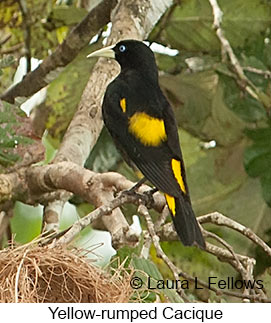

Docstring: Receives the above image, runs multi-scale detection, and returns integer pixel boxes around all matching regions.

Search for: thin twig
[140,231,152,259]
[0,33,12,46]
[158,222,265,294]
[55,192,149,246]
[203,229,256,301]
[138,204,191,302]
[154,205,169,232]
[203,229,247,279]
[208,0,271,110]
[209,0,245,79]
[0,43,23,55]
[243,66,271,78]
[180,271,270,303]
[159,222,254,264]
[18,0,31,72]
[1,0,118,103]
[198,212,271,257]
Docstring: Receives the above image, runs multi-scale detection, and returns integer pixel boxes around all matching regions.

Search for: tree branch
[179,271,270,303]
[138,204,191,302]
[243,66,271,78]
[55,191,145,246]
[0,43,24,55]
[208,0,271,111]
[0,161,164,246]
[158,217,270,301]
[203,229,247,278]
[46,0,173,234]
[147,211,270,302]
[54,0,174,166]
[198,212,271,258]
[1,0,117,103]
[18,0,31,73]
[1,157,270,302]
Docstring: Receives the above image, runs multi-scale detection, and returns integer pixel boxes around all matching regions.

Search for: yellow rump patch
[171,159,186,193]
[165,194,176,216]
[128,112,167,146]
[120,98,126,113]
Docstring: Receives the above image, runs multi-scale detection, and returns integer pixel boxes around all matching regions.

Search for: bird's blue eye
[119,45,126,52]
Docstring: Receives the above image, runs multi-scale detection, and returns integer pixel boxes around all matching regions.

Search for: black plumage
[88,40,205,249]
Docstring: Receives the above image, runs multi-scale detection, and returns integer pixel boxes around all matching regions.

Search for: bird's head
[87,39,158,82]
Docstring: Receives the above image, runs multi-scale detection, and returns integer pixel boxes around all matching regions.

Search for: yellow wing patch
[171,159,186,193]
[120,98,126,113]
[165,194,176,216]
[128,112,167,146]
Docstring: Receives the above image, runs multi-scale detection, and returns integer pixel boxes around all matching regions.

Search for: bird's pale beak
[87,45,115,59]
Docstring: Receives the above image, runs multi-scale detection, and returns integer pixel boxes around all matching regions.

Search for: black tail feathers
[169,195,205,249]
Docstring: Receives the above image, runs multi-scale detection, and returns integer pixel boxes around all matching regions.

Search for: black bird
[88,40,205,249]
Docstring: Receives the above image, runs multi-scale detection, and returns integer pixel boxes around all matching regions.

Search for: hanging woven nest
[0,242,134,303]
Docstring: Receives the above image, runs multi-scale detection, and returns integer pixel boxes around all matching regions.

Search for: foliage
[40,44,97,143]
[0,101,32,168]
[244,127,271,206]
[0,0,271,303]
[0,55,15,76]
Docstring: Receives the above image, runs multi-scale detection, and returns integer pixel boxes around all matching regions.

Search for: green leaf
[0,101,33,168]
[11,202,43,244]
[244,145,271,177]
[244,126,271,206]
[40,43,99,142]
[261,171,271,206]
[45,6,88,29]
[245,127,271,142]
[131,256,183,302]
[219,73,267,123]
[85,127,121,172]
[160,70,246,145]
[0,55,15,75]
[152,0,271,53]
[132,256,163,281]
[258,268,271,298]
[180,129,271,262]
[160,70,216,132]
[41,132,58,164]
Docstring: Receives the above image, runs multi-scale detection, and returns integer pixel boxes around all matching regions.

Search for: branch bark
[55,0,174,166]
[1,158,271,301]
[0,160,165,246]
[18,0,31,72]
[0,161,164,210]
[199,212,271,258]
[208,0,271,111]
[138,204,191,302]
[47,0,173,235]
[1,0,173,235]
[1,0,117,103]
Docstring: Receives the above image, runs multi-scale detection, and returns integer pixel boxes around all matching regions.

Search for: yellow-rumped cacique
[88,40,205,249]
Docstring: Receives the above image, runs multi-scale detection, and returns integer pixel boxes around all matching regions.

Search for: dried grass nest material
[0,243,134,303]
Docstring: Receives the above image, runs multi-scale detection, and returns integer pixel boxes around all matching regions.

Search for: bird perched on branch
[88,40,205,249]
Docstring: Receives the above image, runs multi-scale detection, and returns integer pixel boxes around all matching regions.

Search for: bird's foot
[122,178,157,208]
[142,187,158,208]
[123,177,146,195]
